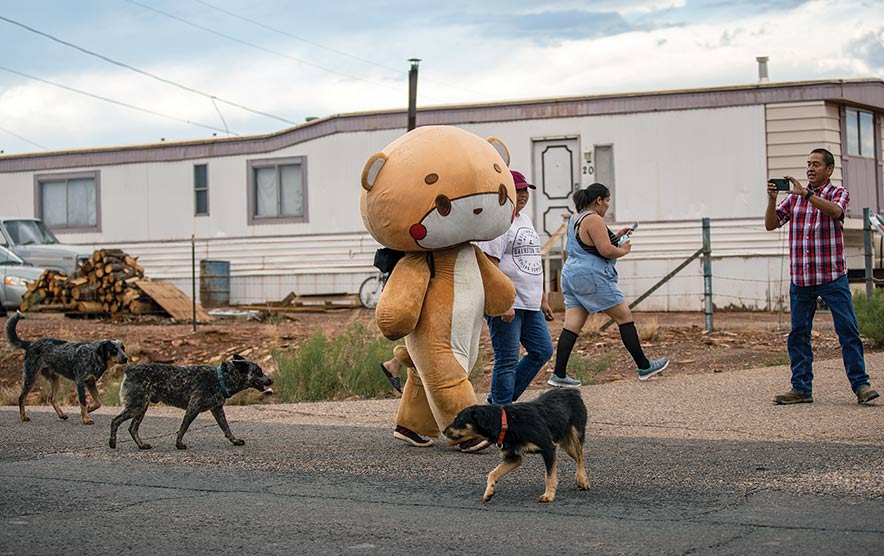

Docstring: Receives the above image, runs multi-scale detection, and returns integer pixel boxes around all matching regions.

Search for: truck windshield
[4,220,60,246]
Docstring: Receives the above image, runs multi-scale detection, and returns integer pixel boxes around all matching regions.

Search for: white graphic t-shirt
[476,212,544,311]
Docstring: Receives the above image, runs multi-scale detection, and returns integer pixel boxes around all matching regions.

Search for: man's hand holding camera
[767,176,810,200]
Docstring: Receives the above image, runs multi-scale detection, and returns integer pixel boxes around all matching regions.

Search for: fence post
[864,207,873,298]
[702,217,713,332]
[191,234,197,333]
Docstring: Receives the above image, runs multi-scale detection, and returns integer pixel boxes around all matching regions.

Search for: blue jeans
[486,309,554,404]
[788,275,870,395]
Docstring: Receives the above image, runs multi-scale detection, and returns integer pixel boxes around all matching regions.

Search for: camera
[770,178,791,192]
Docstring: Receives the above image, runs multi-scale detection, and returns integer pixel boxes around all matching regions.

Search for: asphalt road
[2,355,883,556]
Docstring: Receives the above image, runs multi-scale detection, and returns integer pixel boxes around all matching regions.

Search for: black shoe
[393,426,433,447]
[379,362,402,393]
[459,438,491,453]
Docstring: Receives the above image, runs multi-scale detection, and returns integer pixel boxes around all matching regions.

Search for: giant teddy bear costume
[360,125,517,442]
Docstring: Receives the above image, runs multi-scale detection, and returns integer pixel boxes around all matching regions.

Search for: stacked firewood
[21,249,161,315]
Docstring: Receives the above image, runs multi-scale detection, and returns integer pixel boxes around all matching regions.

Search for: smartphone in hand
[770,178,791,191]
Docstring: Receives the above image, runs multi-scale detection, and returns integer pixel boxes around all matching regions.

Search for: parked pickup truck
[0,217,93,276]
[0,245,46,314]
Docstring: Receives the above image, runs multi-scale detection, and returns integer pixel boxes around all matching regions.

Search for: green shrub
[272,323,405,402]
[854,289,884,347]
[100,370,124,407]
[271,323,490,402]
[567,352,615,385]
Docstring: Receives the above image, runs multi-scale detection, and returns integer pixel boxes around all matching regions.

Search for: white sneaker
[547,374,582,388]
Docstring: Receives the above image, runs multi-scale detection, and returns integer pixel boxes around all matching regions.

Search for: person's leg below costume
[393,367,435,446]
[818,275,871,393]
[486,313,522,405]
[512,309,554,401]
[787,282,817,395]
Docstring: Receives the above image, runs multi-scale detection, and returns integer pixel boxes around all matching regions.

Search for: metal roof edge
[2,78,882,173]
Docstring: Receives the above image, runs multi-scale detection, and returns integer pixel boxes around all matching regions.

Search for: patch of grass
[583,314,606,338]
[638,316,659,342]
[567,352,616,385]
[763,355,790,367]
[854,289,884,347]
[265,312,288,326]
[468,347,488,384]
[100,367,125,407]
[0,386,18,406]
[272,323,404,402]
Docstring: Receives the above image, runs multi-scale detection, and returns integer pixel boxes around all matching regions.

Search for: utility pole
[407,58,420,131]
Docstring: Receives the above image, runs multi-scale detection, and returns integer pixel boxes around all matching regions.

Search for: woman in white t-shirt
[476,170,556,403]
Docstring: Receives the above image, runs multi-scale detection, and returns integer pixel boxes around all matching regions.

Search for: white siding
[766,101,842,184]
[2,95,879,310]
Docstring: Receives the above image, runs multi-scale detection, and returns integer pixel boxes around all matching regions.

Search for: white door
[531,137,581,242]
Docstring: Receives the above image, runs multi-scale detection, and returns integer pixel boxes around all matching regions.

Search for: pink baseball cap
[511,170,536,190]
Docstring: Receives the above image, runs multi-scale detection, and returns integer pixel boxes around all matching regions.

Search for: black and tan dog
[6,311,129,425]
[109,355,272,450]
[443,388,590,503]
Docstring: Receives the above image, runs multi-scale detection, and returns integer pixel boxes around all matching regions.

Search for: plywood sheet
[135,280,213,322]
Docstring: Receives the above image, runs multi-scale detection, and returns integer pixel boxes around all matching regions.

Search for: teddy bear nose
[473,208,483,215]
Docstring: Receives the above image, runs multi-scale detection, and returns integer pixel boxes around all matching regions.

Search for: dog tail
[5,310,29,350]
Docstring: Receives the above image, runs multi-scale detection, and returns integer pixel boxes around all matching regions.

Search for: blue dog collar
[216,365,231,399]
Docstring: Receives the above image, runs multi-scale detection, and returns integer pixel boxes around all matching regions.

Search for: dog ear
[472,406,500,439]
[232,353,246,361]
[100,341,114,357]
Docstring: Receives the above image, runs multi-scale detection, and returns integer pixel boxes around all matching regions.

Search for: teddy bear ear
[361,153,387,191]
[486,137,510,166]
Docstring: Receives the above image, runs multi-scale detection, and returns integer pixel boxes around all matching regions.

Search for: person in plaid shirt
[765,148,879,405]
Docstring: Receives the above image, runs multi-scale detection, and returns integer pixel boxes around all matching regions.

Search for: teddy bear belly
[408,245,484,375]
[448,245,485,373]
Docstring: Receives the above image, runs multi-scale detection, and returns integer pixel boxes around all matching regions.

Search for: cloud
[847,27,884,73]
[0,0,881,155]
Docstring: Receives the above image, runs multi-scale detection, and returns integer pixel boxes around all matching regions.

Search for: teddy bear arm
[474,245,516,316]
[375,255,431,340]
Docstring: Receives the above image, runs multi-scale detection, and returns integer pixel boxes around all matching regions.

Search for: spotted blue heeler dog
[109,354,273,450]
[6,311,129,425]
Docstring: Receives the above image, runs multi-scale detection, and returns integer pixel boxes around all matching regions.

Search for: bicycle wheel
[359,275,384,308]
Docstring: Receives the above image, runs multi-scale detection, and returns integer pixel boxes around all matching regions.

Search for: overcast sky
[0,0,881,155]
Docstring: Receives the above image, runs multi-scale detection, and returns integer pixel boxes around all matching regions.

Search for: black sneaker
[393,426,433,447]
[459,438,491,453]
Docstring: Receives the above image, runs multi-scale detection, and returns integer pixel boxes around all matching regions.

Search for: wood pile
[20,249,163,315]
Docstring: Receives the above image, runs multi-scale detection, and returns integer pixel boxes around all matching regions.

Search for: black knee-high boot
[553,329,579,378]
[619,322,650,369]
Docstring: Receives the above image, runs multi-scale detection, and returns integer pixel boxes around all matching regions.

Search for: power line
[0,65,235,136]
[190,0,495,101]
[0,14,297,127]
[122,0,446,102]
[0,125,49,151]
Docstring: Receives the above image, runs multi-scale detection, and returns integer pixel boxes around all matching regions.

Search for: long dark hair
[573,183,609,212]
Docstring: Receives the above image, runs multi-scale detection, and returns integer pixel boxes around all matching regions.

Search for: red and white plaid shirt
[774,180,849,287]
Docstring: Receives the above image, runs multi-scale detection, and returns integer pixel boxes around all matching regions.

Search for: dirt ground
[0,308,874,403]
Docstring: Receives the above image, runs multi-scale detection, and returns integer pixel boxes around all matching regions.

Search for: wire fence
[166,214,882,319]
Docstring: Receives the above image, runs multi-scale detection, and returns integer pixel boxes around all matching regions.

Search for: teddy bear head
[360,125,516,252]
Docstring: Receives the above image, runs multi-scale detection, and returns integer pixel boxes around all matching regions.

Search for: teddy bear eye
[425,173,439,185]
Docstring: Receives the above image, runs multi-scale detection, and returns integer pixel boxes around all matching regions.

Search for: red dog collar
[497,407,508,447]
